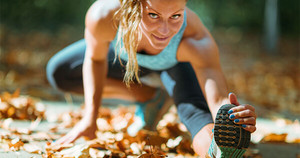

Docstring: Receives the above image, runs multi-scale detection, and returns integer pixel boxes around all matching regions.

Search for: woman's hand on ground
[54,115,97,144]
[228,93,257,133]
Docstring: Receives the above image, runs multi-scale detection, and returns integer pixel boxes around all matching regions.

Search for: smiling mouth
[152,34,169,41]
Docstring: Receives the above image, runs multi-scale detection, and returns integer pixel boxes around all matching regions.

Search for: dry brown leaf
[0,101,9,113]
[48,124,59,133]
[1,118,13,129]
[138,146,167,158]
[175,138,195,155]
[29,116,42,131]
[12,88,20,98]
[137,130,168,147]
[116,140,127,152]
[8,137,24,151]
[22,143,43,154]
[98,107,113,119]
[158,123,186,139]
[1,91,13,101]
[139,153,167,158]
[261,133,288,143]
[89,148,107,158]
[55,144,90,158]
[15,127,32,135]
[45,142,74,152]
[7,107,15,117]
[166,136,182,149]
[0,91,45,120]
[30,132,60,141]
[130,142,143,155]
[96,118,113,131]
[292,138,300,143]
[86,139,107,149]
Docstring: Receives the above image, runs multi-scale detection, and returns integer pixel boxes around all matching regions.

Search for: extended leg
[160,62,214,157]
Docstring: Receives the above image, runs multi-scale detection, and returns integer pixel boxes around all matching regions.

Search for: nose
[157,20,170,36]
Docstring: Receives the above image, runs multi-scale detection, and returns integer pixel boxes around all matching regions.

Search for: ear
[228,92,240,106]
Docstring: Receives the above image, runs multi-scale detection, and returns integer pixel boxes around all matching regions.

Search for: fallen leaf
[55,144,90,158]
[1,118,13,129]
[138,146,167,158]
[261,133,288,143]
[45,142,74,152]
[22,143,43,154]
[8,137,24,151]
[29,116,42,131]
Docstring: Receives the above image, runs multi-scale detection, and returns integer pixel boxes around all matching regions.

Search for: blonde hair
[114,0,143,87]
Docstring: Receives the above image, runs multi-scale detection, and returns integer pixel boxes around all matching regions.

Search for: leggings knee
[46,57,68,91]
[177,103,213,139]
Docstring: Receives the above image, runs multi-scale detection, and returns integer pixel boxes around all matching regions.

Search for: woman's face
[140,0,186,50]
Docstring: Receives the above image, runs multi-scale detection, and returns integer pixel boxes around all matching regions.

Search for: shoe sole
[214,104,251,158]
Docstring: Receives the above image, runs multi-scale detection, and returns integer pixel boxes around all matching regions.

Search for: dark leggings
[46,39,213,139]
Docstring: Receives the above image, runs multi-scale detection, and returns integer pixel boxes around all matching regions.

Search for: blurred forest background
[0,0,299,117]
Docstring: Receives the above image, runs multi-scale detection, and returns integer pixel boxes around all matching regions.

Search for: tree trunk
[264,0,279,54]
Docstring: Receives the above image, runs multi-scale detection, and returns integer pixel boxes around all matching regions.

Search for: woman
[47,0,257,157]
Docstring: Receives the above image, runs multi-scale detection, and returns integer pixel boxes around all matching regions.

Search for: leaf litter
[0,90,299,158]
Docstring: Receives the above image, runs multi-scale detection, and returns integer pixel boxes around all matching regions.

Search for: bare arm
[180,39,229,120]
[178,9,228,119]
[83,29,108,120]
[178,8,256,133]
[55,0,119,144]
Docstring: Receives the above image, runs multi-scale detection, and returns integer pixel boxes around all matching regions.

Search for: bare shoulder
[183,7,208,40]
[85,0,120,42]
[177,7,219,68]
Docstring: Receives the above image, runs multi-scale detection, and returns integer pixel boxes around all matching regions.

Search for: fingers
[230,116,256,133]
[228,92,240,106]
[54,132,80,145]
[242,124,256,133]
[227,103,257,133]
[232,117,256,126]
[229,104,256,115]
[229,109,257,119]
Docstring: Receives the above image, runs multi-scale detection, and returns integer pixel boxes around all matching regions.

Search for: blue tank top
[111,11,187,71]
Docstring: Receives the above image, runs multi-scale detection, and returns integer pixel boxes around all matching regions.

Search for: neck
[137,34,164,55]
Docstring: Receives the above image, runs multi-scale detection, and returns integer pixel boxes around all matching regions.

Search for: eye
[149,13,159,19]
[171,14,181,19]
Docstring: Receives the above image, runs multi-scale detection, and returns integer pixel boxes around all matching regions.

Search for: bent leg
[46,39,86,94]
[103,77,157,102]
[46,39,156,101]
[160,62,214,157]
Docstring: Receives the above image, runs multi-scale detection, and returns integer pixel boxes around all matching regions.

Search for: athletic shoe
[208,104,251,158]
